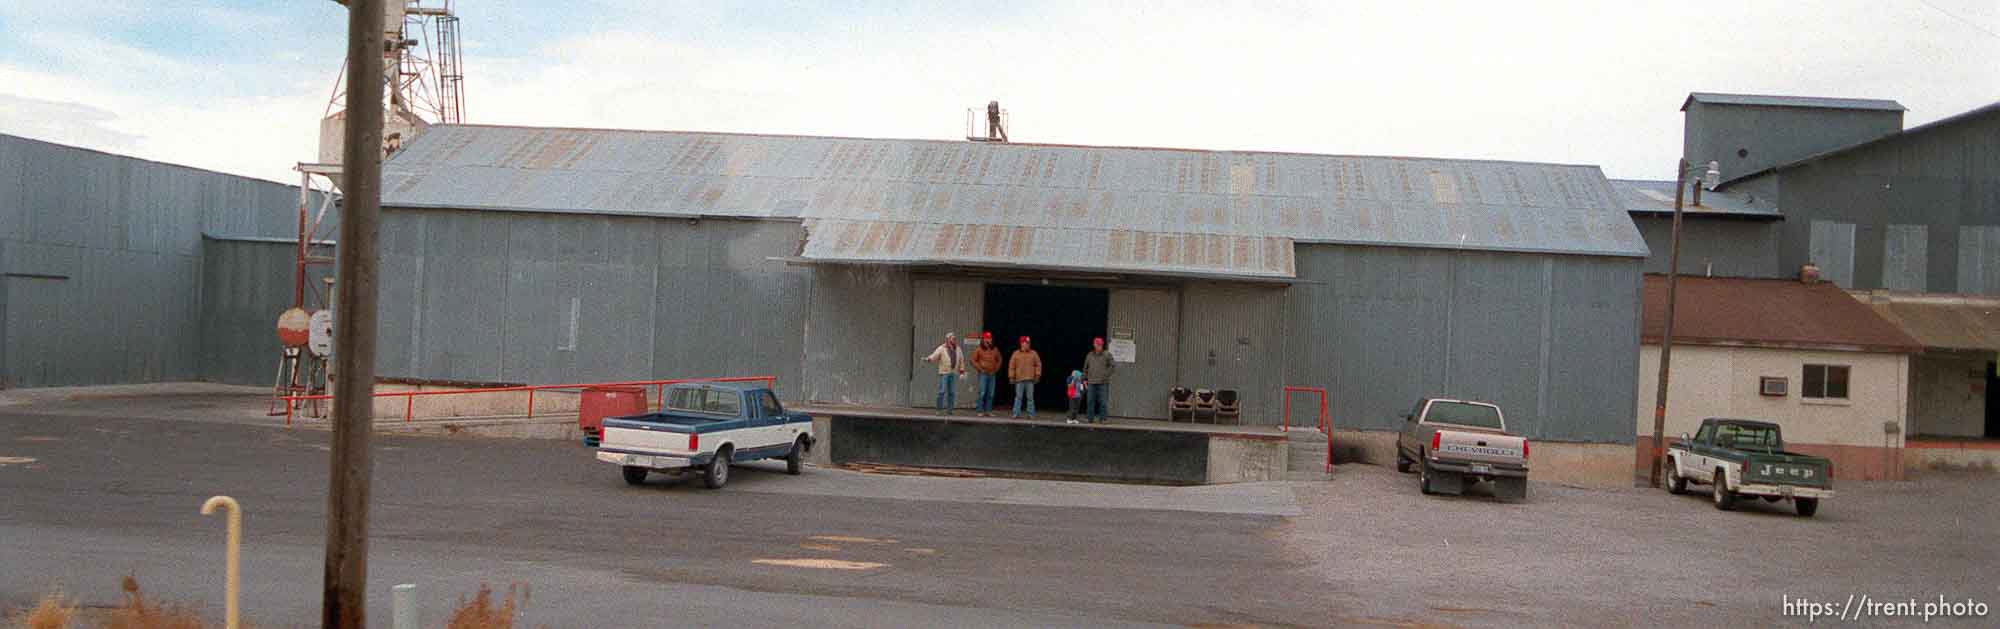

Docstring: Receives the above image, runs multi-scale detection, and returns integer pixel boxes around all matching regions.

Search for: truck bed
[601,413,751,434]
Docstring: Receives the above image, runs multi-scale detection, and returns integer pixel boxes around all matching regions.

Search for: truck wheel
[785,437,807,475]
[1419,457,1437,495]
[621,466,647,486]
[1664,461,1687,494]
[1794,497,1819,517]
[703,448,732,489]
[1711,468,1737,511]
[1396,453,1412,474]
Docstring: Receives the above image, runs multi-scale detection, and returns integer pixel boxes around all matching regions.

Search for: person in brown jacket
[1007,336,1043,418]
[970,331,1003,416]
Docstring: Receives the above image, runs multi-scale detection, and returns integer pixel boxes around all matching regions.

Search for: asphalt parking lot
[3,388,1996,627]
[1284,463,1998,627]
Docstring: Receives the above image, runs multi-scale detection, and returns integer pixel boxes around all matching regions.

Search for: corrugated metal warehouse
[376,125,1648,443]
[0,133,321,388]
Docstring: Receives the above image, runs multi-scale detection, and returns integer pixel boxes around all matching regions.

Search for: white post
[392,583,417,629]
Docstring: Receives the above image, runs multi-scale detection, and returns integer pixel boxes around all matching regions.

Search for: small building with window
[1633,273,1920,480]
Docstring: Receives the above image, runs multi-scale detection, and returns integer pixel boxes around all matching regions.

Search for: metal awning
[798,219,1296,282]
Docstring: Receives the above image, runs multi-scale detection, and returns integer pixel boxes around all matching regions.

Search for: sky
[0,1,1995,185]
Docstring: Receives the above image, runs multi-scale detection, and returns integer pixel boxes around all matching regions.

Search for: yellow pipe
[201,496,242,629]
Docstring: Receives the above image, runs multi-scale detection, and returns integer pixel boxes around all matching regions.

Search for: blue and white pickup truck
[595,382,815,489]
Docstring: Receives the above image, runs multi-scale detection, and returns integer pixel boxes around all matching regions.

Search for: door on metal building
[3,276,66,388]
[1107,288,1179,420]
[908,278,984,408]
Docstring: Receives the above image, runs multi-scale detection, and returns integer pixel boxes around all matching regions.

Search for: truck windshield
[1426,401,1502,429]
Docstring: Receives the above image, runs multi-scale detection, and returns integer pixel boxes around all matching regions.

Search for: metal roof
[1681,92,1906,112]
[1641,275,1919,354]
[382,124,1647,260]
[1858,291,2000,352]
[1610,179,1780,219]
[801,219,1296,279]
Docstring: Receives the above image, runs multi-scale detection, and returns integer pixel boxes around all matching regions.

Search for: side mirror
[1680,432,1691,444]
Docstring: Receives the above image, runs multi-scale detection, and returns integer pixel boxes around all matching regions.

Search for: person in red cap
[970,331,1002,416]
[1007,335,1042,418]
[1082,336,1117,423]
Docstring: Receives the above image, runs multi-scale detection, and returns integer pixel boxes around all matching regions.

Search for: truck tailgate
[602,423,694,455]
[1434,430,1526,465]
[1741,453,1831,488]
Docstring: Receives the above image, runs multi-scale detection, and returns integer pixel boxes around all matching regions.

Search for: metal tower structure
[275,0,467,415]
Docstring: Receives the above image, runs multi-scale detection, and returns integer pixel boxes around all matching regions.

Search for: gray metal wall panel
[907,278,983,407]
[1882,224,1928,291]
[1177,283,1285,424]
[1771,110,2000,292]
[0,134,310,388]
[1683,102,1902,182]
[1808,220,1856,288]
[1107,287,1179,420]
[804,265,912,405]
[1543,257,1642,442]
[1444,253,1549,426]
[197,238,332,385]
[1957,225,2000,295]
[1630,216,1782,277]
[1286,244,1639,442]
[375,208,807,395]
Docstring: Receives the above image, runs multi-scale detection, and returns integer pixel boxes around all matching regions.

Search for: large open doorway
[984,283,1108,412]
[1987,362,2000,438]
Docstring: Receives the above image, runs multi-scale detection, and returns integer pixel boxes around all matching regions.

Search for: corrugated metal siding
[1177,283,1286,424]
[906,278,984,407]
[1107,287,1180,419]
[199,238,334,385]
[1809,220,1856,288]
[804,265,912,405]
[0,134,307,388]
[1769,108,2000,292]
[1882,224,1928,291]
[1285,244,1639,442]
[382,125,1647,258]
[1630,216,1782,278]
[1957,226,2000,296]
[375,208,808,391]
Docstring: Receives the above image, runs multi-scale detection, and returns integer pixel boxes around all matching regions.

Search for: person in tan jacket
[970,332,1003,417]
[1007,336,1043,418]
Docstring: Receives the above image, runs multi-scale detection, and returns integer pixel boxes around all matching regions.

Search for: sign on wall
[1109,326,1136,363]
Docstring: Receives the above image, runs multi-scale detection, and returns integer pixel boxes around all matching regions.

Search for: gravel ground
[1282,464,1999,627]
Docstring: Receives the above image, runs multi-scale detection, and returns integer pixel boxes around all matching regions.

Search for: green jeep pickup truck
[1665,418,1833,517]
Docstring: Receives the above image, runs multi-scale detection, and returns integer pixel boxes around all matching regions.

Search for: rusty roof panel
[1860,293,2000,352]
[384,125,1646,258]
[1641,275,1919,353]
[802,219,1296,280]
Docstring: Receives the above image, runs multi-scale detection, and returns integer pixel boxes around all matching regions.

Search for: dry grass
[99,576,207,629]
[445,583,530,629]
[8,591,77,629]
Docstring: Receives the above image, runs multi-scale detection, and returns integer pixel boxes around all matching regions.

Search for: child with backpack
[1065,369,1086,424]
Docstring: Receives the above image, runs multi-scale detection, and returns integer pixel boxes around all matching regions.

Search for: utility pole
[324,0,383,626]
[1648,159,1718,488]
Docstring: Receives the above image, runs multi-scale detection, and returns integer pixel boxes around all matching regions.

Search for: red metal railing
[278,375,778,426]
[1283,385,1333,473]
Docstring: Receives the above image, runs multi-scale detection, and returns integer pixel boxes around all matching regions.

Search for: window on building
[1802,364,1851,400]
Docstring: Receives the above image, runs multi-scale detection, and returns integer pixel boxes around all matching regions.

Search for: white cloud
[2,1,1996,185]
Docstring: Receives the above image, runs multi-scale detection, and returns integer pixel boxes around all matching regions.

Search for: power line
[1920,0,2000,41]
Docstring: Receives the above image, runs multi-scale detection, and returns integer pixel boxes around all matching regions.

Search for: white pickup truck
[595,382,814,490]
[1395,397,1530,501]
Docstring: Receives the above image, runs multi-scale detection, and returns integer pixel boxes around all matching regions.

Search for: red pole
[527,389,536,417]
[1282,392,1292,432]
[404,395,412,423]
